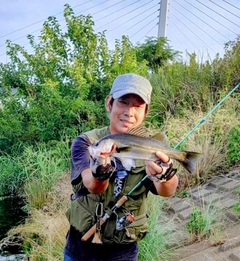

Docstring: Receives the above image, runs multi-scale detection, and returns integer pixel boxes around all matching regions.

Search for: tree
[135,37,180,73]
[0,4,149,151]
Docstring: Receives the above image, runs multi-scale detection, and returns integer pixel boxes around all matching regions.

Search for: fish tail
[180,152,203,175]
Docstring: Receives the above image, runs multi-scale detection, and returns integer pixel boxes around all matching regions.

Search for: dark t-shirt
[65,130,158,259]
[70,134,92,185]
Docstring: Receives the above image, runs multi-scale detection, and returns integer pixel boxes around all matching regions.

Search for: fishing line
[128,82,240,195]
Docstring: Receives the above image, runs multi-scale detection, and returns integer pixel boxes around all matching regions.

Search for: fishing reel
[116,212,134,230]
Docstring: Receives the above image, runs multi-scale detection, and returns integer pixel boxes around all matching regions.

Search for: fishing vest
[66,127,168,244]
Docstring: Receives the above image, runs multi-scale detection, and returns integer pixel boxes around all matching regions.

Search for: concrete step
[178,251,226,261]
[230,250,240,261]
[219,235,240,252]
[172,227,240,261]
[169,172,240,261]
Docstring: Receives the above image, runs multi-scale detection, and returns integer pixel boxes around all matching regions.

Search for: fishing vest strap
[71,187,89,201]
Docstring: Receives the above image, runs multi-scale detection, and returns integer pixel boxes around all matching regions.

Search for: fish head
[88,138,116,159]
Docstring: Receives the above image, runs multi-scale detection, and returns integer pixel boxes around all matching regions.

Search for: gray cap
[109,73,152,104]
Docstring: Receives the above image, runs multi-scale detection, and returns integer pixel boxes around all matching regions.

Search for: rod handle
[116,195,128,207]
[81,217,105,242]
[81,195,128,242]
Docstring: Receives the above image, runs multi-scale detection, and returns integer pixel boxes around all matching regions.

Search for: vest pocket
[66,195,99,235]
[124,213,149,242]
[108,213,149,244]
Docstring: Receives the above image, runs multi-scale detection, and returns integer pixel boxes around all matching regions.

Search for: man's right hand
[90,156,116,181]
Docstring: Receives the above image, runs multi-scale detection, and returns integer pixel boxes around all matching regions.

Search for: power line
[196,0,240,27]
[0,1,159,58]
[175,0,231,40]
[127,10,158,34]
[171,1,224,46]
[137,22,158,42]
[0,0,239,63]
[222,0,240,11]
[99,1,158,33]
[0,0,112,48]
[168,19,199,50]
[0,28,41,48]
[169,10,216,53]
[95,0,141,23]
[130,15,158,39]
[209,0,240,20]
[89,0,126,17]
[0,0,94,39]
[183,0,237,37]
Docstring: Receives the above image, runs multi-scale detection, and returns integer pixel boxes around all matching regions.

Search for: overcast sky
[0,0,239,64]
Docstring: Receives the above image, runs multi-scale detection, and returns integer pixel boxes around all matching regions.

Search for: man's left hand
[146,151,177,182]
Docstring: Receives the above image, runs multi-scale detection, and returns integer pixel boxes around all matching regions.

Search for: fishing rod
[127,82,240,194]
[82,82,240,242]
[175,82,240,148]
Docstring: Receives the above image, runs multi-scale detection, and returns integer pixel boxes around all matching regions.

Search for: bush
[227,126,240,165]
[186,204,224,244]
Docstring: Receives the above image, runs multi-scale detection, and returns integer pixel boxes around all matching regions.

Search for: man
[64,73,179,261]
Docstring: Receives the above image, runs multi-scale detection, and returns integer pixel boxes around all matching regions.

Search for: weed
[180,189,189,198]
[138,195,179,261]
[186,206,206,239]
[233,187,240,216]
[186,201,225,244]
[227,126,240,165]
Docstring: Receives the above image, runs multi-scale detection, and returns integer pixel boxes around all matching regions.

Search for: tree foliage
[0,3,239,157]
[0,4,150,153]
[135,37,180,73]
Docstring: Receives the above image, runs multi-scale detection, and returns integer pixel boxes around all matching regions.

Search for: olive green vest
[66,127,166,244]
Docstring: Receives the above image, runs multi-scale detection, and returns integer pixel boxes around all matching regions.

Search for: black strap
[70,187,89,201]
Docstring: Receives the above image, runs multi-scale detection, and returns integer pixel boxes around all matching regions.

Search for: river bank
[1,165,239,260]
[0,197,27,260]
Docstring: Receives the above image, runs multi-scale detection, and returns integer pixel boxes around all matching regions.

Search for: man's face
[106,93,148,134]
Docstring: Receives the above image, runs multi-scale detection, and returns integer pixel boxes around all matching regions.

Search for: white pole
[158,0,169,38]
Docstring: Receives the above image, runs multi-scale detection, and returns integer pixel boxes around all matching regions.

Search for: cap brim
[112,89,150,104]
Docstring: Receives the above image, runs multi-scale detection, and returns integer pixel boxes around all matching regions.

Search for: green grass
[139,195,179,261]
[186,199,225,244]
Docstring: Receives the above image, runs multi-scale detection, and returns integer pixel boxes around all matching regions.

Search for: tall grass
[22,140,71,209]
[3,181,179,261]
[0,136,71,207]
[139,195,179,261]
[146,94,239,190]
[0,156,23,195]
[186,197,227,245]
[3,207,69,261]
[1,99,238,260]
[1,173,71,261]
[0,50,239,259]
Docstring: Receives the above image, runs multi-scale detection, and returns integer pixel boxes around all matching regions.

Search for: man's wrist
[92,171,112,181]
[149,159,177,183]
[90,158,116,181]
[157,168,177,183]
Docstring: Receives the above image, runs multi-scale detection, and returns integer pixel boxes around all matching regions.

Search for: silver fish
[88,131,203,175]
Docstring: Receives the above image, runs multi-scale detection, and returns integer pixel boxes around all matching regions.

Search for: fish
[88,127,203,175]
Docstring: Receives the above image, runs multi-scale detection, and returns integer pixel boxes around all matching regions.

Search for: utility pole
[158,0,169,38]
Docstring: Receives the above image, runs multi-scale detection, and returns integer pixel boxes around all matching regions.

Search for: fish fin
[180,152,204,175]
[151,132,170,146]
[126,125,149,138]
[120,158,136,171]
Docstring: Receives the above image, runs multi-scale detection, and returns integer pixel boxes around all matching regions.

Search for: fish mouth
[100,144,116,158]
